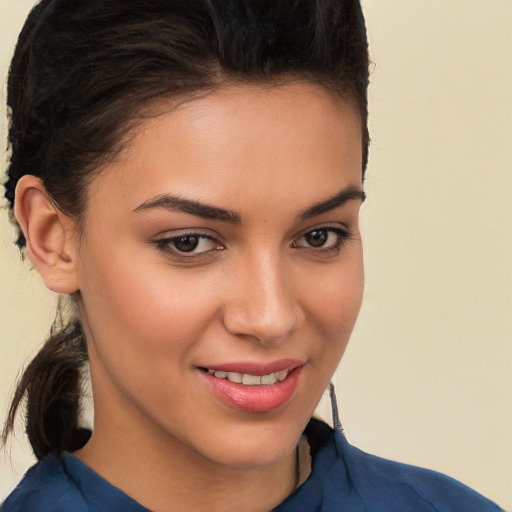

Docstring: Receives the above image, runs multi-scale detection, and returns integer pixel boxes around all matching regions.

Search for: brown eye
[154,234,222,256]
[303,230,329,247]
[293,227,350,251]
[173,235,200,252]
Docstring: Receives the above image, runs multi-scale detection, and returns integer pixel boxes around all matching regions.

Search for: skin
[18,83,365,511]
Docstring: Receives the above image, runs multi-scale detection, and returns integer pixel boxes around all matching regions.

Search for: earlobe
[14,175,79,294]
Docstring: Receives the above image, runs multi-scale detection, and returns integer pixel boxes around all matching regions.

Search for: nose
[222,251,304,345]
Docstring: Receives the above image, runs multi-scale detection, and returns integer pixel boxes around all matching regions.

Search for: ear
[14,175,79,294]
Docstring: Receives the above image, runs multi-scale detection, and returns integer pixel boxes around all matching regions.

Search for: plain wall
[1,0,511,508]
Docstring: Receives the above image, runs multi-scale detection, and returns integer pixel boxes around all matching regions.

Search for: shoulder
[293,418,502,512]
[1,455,87,512]
[338,433,503,512]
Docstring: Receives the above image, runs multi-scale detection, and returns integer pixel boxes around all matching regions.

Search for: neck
[75,413,298,512]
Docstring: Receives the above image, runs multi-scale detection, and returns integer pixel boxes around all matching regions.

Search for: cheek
[78,244,221,358]
[304,251,364,339]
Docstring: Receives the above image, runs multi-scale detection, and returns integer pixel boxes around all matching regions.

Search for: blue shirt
[1,419,502,512]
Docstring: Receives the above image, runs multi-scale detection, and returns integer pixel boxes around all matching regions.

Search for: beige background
[1,0,511,508]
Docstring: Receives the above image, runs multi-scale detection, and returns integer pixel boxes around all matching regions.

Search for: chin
[191,413,307,469]
[206,438,297,470]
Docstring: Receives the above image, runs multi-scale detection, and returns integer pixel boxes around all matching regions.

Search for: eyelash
[152,234,222,259]
[292,227,351,253]
[152,226,351,259]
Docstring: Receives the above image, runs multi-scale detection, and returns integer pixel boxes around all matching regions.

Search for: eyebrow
[134,185,365,224]
[134,194,242,224]
[298,186,366,220]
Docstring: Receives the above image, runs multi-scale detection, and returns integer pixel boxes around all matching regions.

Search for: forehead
[86,82,363,216]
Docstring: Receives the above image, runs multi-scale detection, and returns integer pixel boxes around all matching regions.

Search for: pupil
[306,230,327,247]
[174,236,199,252]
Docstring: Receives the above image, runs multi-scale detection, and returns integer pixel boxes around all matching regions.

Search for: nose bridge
[223,247,301,344]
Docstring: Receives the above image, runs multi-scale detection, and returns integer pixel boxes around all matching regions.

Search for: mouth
[202,368,290,386]
[198,361,304,413]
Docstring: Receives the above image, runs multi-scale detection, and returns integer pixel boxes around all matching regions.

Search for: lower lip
[199,367,303,413]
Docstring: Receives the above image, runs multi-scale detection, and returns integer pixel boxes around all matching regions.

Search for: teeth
[226,372,242,384]
[275,370,288,382]
[261,373,276,385]
[209,369,290,386]
[242,374,261,385]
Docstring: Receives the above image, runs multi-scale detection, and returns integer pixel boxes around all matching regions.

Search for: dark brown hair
[3,0,370,459]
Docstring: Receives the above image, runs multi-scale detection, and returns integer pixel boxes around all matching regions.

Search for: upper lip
[199,358,305,376]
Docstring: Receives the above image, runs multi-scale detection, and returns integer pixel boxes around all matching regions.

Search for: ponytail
[2,303,91,459]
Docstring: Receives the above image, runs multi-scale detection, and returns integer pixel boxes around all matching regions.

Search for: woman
[0,1,504,511]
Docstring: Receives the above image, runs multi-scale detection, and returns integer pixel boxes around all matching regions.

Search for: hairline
[71,76,365,245]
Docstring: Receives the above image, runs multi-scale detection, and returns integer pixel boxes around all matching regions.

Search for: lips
[198,359,304,413]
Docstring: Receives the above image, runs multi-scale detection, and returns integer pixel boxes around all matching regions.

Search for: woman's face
[75,83,364,468]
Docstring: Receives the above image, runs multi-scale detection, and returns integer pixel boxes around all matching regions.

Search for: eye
[153,234,222,256]
[293,227,350,251]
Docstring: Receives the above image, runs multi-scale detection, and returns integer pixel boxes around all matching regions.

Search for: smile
[206,369,289,386]
[198,360,304,412]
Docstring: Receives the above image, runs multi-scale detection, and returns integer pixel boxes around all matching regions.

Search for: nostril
[221,312,300,345]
